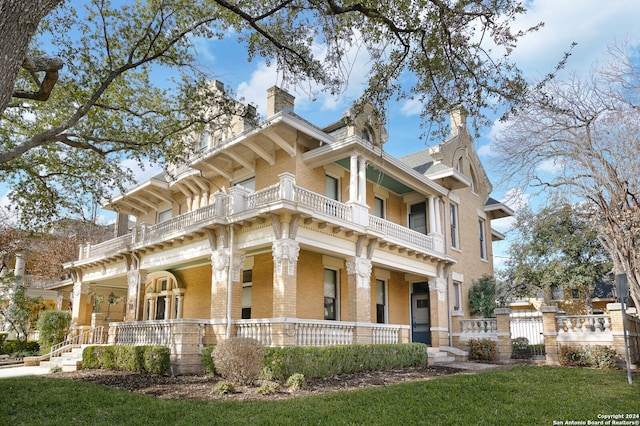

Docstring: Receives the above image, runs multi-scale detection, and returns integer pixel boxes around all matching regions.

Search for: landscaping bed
[47,365,463,401]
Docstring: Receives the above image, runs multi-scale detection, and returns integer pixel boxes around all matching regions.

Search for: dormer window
[361,126,374,143]
[198,131,209,152]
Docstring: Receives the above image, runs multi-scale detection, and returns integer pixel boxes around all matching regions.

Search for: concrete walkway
[0,364,51,378]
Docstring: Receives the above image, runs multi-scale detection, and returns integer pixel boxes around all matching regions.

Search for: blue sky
[2,0,639,268]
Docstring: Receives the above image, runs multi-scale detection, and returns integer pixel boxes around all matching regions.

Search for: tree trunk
[0,0,62,115]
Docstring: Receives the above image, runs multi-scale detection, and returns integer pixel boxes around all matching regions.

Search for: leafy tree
[501,200,612,313]
[36,309,71,354]
[468,274,497,318]
[494,40,640,308]
[0,275,44,350]
[1,0,543,228]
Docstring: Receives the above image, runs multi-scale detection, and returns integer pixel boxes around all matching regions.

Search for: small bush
[213,337,265,386]
[285,373,306,391]
[467,338,497,361]
[214,380,235,394]
[559,345,617,369]
[36,310,71,354]
[82,346,102,369]
[0,332,8,347]
[143,346,171,374]
[257,381,280,395]
[200,346,216,375]
[258,366,274,381]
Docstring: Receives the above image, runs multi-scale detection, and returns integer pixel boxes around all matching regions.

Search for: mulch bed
[46,365,465,401]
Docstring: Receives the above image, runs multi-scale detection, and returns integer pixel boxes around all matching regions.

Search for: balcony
[77,173,445,262]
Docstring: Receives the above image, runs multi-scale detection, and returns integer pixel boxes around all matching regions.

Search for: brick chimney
[449,105,467,137]
[267,86,295,117]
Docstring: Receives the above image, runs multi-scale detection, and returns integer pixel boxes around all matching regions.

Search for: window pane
[374,197,384,218]
[324,269,337,320]
[326,175,339,200]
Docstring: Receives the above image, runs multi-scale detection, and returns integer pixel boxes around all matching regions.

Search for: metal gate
[510,311,546,360]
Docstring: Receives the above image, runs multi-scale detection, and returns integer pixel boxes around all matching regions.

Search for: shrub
[36,310,71,354]
[214,380,235,394]
[143,346,171,374]
[257,381,280,395]
[200,346,216,375]
[0,332,8,348]
[559,345,617,369]
[212,337,265,386]
[82,345,170,374]
[285,373,306,391]
[467,338,497,361]
[263,343,428,380]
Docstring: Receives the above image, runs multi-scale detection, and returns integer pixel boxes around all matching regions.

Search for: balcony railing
[78,174,441,261]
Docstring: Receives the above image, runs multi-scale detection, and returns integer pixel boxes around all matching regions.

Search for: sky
[2,0,640,268]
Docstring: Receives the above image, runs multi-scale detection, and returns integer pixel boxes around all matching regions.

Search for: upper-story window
[478,218,487,260]
[453,282,462,312]
[158,209,172,224]
[235,177,255,191]
[326,175,340,201]
[409,202,427,234]
[455,157,463,172]
[361,126,374,143]
[374,196,385,219]
[469,167,478,193]
[450,203,459,249]
[198,131,209,152]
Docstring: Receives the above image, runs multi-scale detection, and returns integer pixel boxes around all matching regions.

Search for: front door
[411,282,431,344]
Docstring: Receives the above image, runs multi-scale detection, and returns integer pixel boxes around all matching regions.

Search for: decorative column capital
[346,257,372,289]
[211,249,230,281]
[272,239,299,276]
[429,277,447,301]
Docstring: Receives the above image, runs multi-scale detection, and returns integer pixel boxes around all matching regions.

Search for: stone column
[346,257,372,344]
[271,239,299,346]
[210,249,230,319]
[428,277,450,347]
[541,306,559,366]
[349,155,358,202]
[71,279,91,329]
[358,156,366,204]
[126,269,146,321]
[494,308,513,362]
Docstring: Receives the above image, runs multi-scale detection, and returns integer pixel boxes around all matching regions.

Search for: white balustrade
[235,321,273,346]
[369,216,435,252]
[113,321,174,346]
[295,321,354,346]
[459,319,498,340]
[372,325,400,344]
[294,187,352,221]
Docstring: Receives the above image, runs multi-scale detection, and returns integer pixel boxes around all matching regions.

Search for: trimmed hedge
[200,346,216,375]
[559,345,617,369]
[262,343,428,380]
[467,338,497,361]
[82,345,170,374]
[0,340,40,356]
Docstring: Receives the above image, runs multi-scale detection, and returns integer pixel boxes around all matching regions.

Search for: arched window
[469,166,479,193]
[143,271,185,321]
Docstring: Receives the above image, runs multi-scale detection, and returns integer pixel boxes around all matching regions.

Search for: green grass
[1,366,637,425]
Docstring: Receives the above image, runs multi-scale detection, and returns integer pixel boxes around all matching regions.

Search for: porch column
[428,277,449,347]
[210,249,230,319]
[271,239,299,346]
[428,196,436,234]
[126,269,146,321]
[231,251,246,321]
[358,156,366,204]
[346,257,372,344]
[494,308,513,362]
[349,155,358,202]
[71,278,91,329]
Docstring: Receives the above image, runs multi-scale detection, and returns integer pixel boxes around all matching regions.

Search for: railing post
[541,306,559,366]
[278,172,295,201]
[494,308,512,363]
[229,186,250,214]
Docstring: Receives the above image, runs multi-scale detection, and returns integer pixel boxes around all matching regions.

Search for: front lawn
[1,366,637,425]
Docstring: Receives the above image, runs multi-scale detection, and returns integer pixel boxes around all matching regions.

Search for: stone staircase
[428,346,468,365]
[39,346,84,372]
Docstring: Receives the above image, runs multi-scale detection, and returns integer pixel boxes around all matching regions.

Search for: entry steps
[39,346,84,372]
[428,346,468,365]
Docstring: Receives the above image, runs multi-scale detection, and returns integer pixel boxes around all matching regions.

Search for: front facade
[61,85,511,371]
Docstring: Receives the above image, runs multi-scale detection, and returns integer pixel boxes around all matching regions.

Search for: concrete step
[61,359,82,372]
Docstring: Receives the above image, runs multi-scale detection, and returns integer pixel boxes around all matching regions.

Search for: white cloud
[510,0,640,79]
[536,158,563,174]
[492,187,531,233]
[400,98,422,117]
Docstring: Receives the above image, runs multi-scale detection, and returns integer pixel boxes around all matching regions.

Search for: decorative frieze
[272,239,299,276]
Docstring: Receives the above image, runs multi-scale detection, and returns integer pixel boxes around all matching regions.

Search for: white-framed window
[158,209,172,224]
[234,176,255,191]
[479,218,487,260]
[409,202,427,234]
[325,175,340,201]
[242,269,253,319]
[375,279,387,324]
[450,203,459,249]
[198,131,209,152]
[453,282,462,312]
[143,272,184,321]
[374,196,385,219]
[324,268,339,321]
